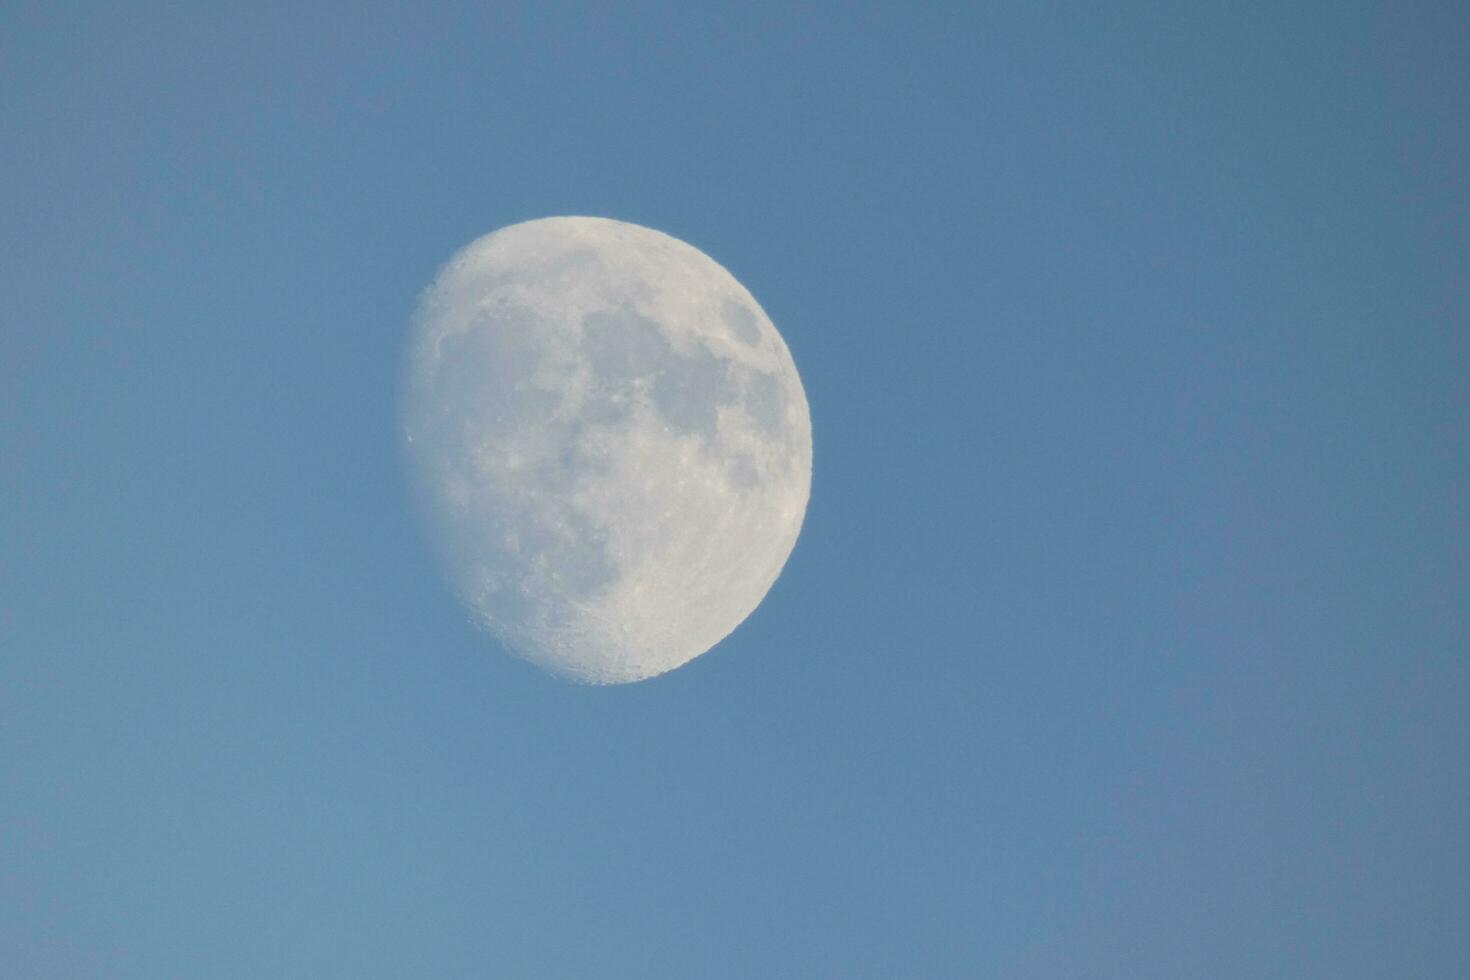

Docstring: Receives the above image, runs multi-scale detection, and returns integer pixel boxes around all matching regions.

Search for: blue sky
[3,2,1467,976]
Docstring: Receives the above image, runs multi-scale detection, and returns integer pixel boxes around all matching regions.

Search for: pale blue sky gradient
[3,3,1468,977]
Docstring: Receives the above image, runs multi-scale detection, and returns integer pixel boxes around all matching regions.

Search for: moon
[399,217,812,684]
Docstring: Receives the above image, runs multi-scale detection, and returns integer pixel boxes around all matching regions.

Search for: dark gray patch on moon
[582,307,671,381]
[724,297,762,345]
[581,307,735,439]
[652,344,729,437]
[742,370,787,433]
[727,453,759,490]
[430,306,561,432]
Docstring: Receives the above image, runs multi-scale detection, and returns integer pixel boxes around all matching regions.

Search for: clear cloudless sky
[3,3,1467,977]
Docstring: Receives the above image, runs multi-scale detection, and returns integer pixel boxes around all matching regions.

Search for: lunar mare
[400,217,812,683]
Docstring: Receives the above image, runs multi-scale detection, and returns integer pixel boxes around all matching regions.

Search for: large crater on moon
[400,217,812,684]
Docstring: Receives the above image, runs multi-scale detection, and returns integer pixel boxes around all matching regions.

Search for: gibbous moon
[400,217,812,684]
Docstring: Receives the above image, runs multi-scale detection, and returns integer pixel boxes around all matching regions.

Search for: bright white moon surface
[400,216,812,684]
